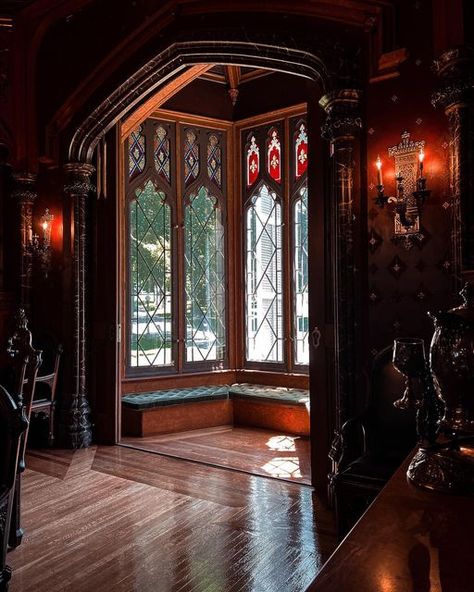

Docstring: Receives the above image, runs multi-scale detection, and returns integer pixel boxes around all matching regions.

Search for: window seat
[229,383,309,405]
[122,385,229,409]
[122,383,310,438]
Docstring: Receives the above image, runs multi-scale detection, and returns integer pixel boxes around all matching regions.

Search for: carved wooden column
[61,162,94,448]
[433,46,474,286]
[12,172,36,312]
[319,89,363,489]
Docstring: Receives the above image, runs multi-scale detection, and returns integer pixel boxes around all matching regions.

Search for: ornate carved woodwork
[66,27,363,163]
[11,172,36,312]
[0,384,28,592]
[61,162,94,449]
[433,46,474,283]
[5,308,41,549]
[319,88,363,495]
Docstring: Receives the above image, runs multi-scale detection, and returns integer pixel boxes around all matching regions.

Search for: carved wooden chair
[30,335,62,446]
[5,310,42,548]
[333,345,417,538]
[0,384,29,592]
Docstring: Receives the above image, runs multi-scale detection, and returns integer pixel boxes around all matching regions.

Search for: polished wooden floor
[9,446,335,592]
[122,426,311,484]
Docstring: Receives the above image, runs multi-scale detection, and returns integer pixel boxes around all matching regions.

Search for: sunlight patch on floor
[261,457,302,479]
[265,435,297,452]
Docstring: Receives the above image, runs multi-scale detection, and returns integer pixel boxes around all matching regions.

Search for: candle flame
[419,147,425,163]
[376,155,382,170]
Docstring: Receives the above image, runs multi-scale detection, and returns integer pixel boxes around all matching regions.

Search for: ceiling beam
[225,65,241,106]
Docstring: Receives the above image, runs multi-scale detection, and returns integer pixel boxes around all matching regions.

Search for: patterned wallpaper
[366,1,456,355]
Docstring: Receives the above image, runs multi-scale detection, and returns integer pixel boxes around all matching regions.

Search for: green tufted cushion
[229,383,309,405]
[122,383,309,410]
[122,385,230,409]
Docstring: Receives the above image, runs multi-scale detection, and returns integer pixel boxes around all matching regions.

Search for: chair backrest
[6,310,42,469]
[31,333,62,404]
[366,345,417,461]
[6,309,42,410]
[33,333,62,378]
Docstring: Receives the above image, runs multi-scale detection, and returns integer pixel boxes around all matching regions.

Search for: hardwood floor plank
[9,446,334,592]
[121,426,311,484]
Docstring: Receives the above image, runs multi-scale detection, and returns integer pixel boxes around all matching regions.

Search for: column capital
[432,46,474,110]
[63,162,96,195]
[319,89,363,142]
[12,172,37,205]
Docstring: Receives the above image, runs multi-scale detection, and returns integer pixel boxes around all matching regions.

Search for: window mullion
[283,116,293,372]
[176,123,185,372]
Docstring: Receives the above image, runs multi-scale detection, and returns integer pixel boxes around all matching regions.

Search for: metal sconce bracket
[375,131,431,249]
[29,208,54,277]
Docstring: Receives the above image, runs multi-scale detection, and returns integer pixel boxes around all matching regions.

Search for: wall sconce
[30,208,54,277]
[374,131,431,248]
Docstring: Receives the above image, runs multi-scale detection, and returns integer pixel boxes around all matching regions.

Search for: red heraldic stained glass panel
[267,128,282,183]
[247,135,260,187]
[295,122,308,179]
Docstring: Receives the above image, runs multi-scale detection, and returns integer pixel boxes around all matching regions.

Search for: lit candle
[418,147,425,177]
[376,156,383,186]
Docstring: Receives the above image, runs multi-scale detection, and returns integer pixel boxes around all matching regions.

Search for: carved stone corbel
[319,89,363,491]
[11,172,37,312]
[61,162,95,449]
[433,46,474,285]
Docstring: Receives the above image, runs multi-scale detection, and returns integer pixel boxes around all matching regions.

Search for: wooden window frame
[122,111,234,380]
[120,105,308,392]
[235,104,308,375]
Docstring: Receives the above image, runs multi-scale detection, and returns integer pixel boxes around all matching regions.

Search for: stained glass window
[184,129,200,185]
[245,184,283,363]
[293,185,309,365]
[207,134,222,188]
[267,128,281,183]
[185,186,226,362]
[127,118,228,375]
[154,125,171,183]
[295,122,308,179]
[129,180,173,368]
[129,125,145,178]
[247,135,260,187]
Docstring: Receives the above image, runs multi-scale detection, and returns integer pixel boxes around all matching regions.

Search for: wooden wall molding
[121,64,212,140]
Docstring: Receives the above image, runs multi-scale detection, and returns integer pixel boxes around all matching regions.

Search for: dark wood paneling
[89,128,119,444]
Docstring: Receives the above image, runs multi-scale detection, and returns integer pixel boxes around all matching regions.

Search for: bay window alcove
[120,66,312,484]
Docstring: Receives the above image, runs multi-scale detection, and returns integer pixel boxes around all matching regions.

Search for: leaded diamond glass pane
[184,129,199,185]
[129,180,173,367]
[184,186,226,363]
[207,134,222,188]
[294,185,309,365]
[154,125,171,183]
[245,184,283,362]
[129,125,146,178]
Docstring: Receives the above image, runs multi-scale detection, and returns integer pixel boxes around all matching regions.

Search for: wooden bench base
[122,393,309,438]
[122,399,233,437]
[232,397,309,436]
